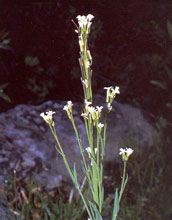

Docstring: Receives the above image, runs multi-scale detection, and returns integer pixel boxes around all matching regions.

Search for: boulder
[0,95,153,188]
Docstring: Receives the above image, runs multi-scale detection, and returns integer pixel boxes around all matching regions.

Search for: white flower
[87,14,94,21]
[126,148,134,156]
[104,86,113,103]
[104,86,120,104]
[86,147,97,154]
[76,15,82,20]
[114,86,120,94]
[97,123,104,129]
[107,103,112,111]
[87,106,96,114]
[81,112,88,119]
[96,106,103,113]
[104,86,113,90]
[83,102,103,123]
[95,106,103,119]
[40,111,55,120]
[87,21,92,29]
[119,147,134,161]
[87,106,98,121]
[84,100,92,106]
[63,101,73,119]
[76,15,87,28]
[63,101,73,112]
[86,147,91,154]
[104,86,113,93]
[81,100,92,119]
[40,111,55,125]
[67,101,73,107]
[76,14,94,29]
[119,148,126,155]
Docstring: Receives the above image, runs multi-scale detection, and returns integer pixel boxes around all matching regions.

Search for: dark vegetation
[0,0,172,219]
[0,0,171,124]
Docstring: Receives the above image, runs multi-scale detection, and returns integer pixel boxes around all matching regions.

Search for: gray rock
[0,198,16,220]
[0,96,153,188]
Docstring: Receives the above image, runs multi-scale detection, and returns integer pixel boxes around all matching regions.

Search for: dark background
[0,2,172,219]
[0,0,171,124]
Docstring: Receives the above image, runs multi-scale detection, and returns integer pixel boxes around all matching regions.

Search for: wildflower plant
[40,14,133,220]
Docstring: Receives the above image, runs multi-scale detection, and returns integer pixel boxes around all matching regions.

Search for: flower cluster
[40,111,55,126]
[75,14,94,52]
[76,14,94,30]
[75,14,94,102]
[81,100,103,126]
[119,147,134,161]
[63,101,73,119]
[97,122,104,133]
[104,86,120,111]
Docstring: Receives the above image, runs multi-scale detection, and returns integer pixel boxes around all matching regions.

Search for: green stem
[92,163,99,206]
[119,161,127,203]
[70,115,91,183]
[103,110,109,148]
[96,129,100,168]
[49,124,93,219]
[49,125,75,183]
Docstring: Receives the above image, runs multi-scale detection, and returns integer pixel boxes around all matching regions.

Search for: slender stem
[103,110,109,148]
[87,122,99,206]
[92,164,99,206]
[49,125,75,183]
[70,115,91,183]
[77,186,93,220]
[119,161,127,203]
[96,129,100,167]
[49,124,94,219]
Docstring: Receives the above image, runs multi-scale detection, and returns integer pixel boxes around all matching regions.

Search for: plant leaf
[0,83,8,90]
[0,93,11,102]
[150,80,166,89]
[164,65,172,80]
[112,188,119,220]
[167,20,172,40]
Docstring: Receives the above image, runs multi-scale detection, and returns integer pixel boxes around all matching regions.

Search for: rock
[0,197,17,220]
[0,95,153,188]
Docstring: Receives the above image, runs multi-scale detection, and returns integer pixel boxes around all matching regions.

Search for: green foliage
[24,55,55,102]
[167,20,172,41]
[118,119,172,220]
[5,176,84,220]
[0,83,11,102]
[0,30,11,104]
[25,56,40,67]
[0,29,11,50]
[148,20,172,122]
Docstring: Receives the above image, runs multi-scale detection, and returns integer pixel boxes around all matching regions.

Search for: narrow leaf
[167,20,172,40]
[0,83,8,90]
[0,93,11,102]
[150,80,166,89]
[112,188,119,220]
[164,65,172,80]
